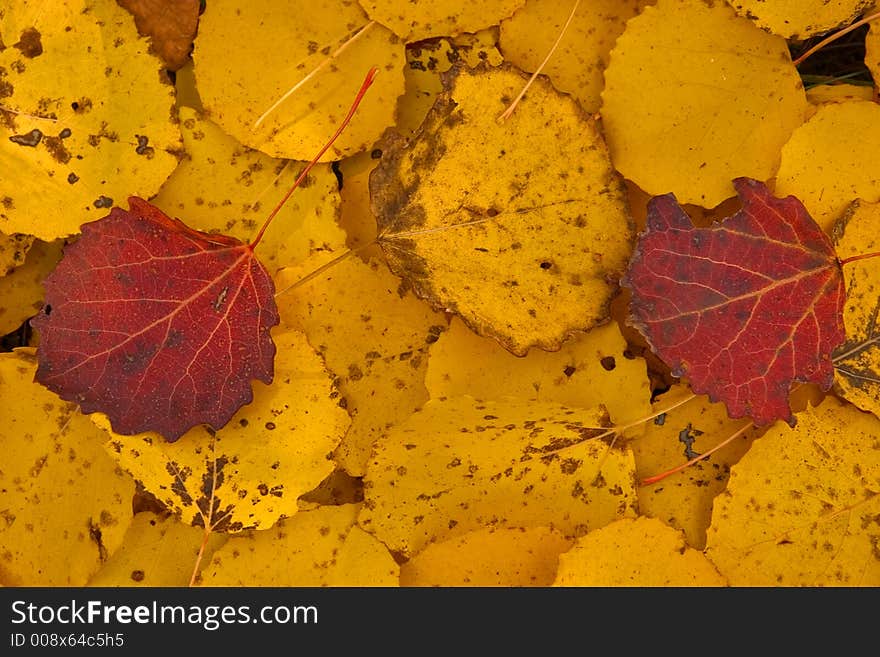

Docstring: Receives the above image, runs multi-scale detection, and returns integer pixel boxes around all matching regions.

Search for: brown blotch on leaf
[14,28,43,59]
[9,129,42,147]
[131,569,145,582]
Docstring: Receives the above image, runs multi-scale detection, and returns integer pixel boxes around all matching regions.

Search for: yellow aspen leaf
[100,329,350,532]
[0,239,62,336]
[867,17,880,83]
[152,107,346,272]
[88,512,227,586]
[372,64,632,356]
[601,0,807,207]
[729,0,872,40]
[200,504,398,586]
[426,318,652,426]
[805,83,875,107]
[832,200,880,418]
[359,396,638,558]
[359,0,524,41]
[499,0,651,113]
[0,0,181,240]
[554,517,727,586]
[0,232,33,274]
[632,387,762,549]
[449,29,505,68]
[397,39,459,137]
[275,258,447,476]
[0,349,135,586]
[400,526,572,586]
[193,0,405,161]
[705,397,880,586]
[776,101,880,231]
[299,468,364,507]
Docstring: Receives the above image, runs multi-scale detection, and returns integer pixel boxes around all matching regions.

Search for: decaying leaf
[359,396,638,558]
[193,0,405,160]
[728,0,872,40]
[200,504,398,586]
[153,107,346,272]
[554,517,727,586]
[832,199,880,418]
[371,64,633,355]
[0,231,34,274]
[499,0,650,113]
[0,0,181,240]
[705,397,880,586]
[0,238,62,336]
[31,198,279,440]
[425,318,652,426]
[101,329,349,532]
[776,101,880,231]
[275,256,447,476]
[400,526,572,586]
[359,0,524,41]
[622,178,846,427]
[0,349,135,586]
[117,0,200,70]
[632,387,762,549]
[600,0,807,207]
[88,511,227,586]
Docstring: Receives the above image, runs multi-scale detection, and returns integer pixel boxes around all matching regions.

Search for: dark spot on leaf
[135,134,155,157]
[93,196,113,209]
[539,261,552,270]
[265,422,276,430]
[371,148,383,159]
[59,128,72,139]
[9,129,42,147]
[600,356,616,371]
[563,365,576,377]
[14,28,42,58]
[131,569,145,582]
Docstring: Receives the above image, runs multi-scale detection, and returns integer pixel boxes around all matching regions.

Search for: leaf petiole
[839,251,880,267]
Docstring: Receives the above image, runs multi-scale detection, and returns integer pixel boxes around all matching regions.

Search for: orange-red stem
[840,251,880,267]
[249,67,379,250]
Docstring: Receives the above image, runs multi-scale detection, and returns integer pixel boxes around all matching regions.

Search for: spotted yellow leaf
[359,0,523,41]
[729,0,872,39]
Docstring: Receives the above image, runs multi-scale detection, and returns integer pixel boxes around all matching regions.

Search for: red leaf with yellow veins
[31,197,279,441]
[622,177,846,427]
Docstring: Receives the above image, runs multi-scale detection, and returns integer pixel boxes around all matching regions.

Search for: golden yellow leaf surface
[632,388,762,549]
[400,526,572,586]
[776,101,880,231]
[0,0,181,240]
[193,0,405,161]
[88,512,227,586]
[729,0,872,39]
[805,83,875,107]
[275,257,447,476]
[0,232,33,274]
[0,239,62,336]
[100,329,350,532]
[359,0,523,41]
[554,517,727,586]
[499,0,650,113]
[867,17,880,84]
[426,318,651,426]
[372,64,632,356]
[153,107,345,272]
[359,396,637,558]
[705,397,880,586]
[832,200,880,418]
[601,0,806,207]
[0,349,134,585]
[201,504,398,586]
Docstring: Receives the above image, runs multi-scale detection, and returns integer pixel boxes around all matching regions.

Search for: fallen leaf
[622,177,846,427]
[600,0,806,207]
[400,526,572,586]
[0,349,135,586]
[118,0,200,70]
[200,504,398,586]
[705,397,880,586]
[371,63,633,355]
[359,0,524,41]
[867,16,880,83]
[0,0,181,240]
[0,238,62,336]
[499,0,650,113]
[553,517,727,586]
[832,199,880,418]
[359,396,637,558]
[775,100,880,231]
[805,83,875,107]
[0,231,34,274]
[425,318,652,426]
[88,512,227,586]
[193,0,405,160]
[31,197,279,441]
[101,328,349,532]
[728,0,872,39]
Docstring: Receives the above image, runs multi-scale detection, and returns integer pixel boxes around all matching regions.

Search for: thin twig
[793,10,880,67]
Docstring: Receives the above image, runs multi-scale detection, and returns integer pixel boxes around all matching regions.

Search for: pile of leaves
[2,0,880,587]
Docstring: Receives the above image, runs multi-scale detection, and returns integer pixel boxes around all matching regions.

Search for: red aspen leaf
[30,197,279,441]
[621,177,846,427]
